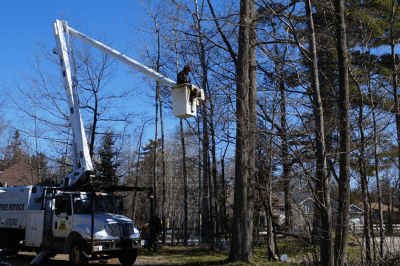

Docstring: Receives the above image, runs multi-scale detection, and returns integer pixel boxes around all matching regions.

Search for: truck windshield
[73,194,119,214]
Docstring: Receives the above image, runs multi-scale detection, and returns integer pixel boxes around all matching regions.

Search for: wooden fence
[140,225,231,246]
[349,224,400,235]
[141,223,400,247]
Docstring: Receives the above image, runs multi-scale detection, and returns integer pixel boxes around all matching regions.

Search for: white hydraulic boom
[53,20,94,187]
[53,20,204,187]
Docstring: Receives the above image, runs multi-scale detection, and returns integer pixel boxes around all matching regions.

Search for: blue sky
[0,0,181,150]
[0,0,137,84]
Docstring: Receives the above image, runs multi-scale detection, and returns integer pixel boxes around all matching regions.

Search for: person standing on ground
[148,212,163,251]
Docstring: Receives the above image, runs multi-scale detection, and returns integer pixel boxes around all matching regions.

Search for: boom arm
[53,20,94,187]
[53,20,204,187]
[67,26,177,88]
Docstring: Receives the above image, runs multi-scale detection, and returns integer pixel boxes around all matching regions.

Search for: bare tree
[229,0,257,261]
[334,0,351,264]
[304,1,334,264]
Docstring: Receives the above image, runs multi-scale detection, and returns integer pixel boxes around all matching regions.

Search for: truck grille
[122,223,133,237]
[107,223,133,238]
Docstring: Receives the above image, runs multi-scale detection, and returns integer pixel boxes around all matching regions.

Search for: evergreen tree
[95,132,120,185]
[31,152,50,183]
[4,130,29,168]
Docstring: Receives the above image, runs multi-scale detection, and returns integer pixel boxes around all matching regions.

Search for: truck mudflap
[91,238,146,253]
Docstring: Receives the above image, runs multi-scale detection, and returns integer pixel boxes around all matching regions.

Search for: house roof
[293,193,314,205]
[369,203,399,212]
[354,202,399,212]
[349,204,364,213]
[0,162,39,187]
[271,193,285,207]
[270,192,364,214]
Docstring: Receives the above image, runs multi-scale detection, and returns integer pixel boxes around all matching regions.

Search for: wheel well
[0,229,25,244]
[64,231,83,254]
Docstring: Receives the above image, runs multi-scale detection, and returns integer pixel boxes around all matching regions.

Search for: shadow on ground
[0,249,228,266]
[0,255,184,266]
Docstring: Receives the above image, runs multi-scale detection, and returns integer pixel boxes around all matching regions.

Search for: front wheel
[0,232,18,257]
[69,240,89,266]
[118,249,138,266]
[0,232,8,257]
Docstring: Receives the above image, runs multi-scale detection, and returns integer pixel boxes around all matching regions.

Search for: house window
[304,203,311,214]
[279,207,285,214]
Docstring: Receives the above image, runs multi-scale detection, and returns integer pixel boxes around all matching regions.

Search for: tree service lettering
[0,204,25,211]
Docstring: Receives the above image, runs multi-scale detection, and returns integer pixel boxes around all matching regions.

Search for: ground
[0,247,229,266]
[3,237,397,266]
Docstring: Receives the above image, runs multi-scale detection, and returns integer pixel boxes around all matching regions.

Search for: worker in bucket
[177,65,191,84]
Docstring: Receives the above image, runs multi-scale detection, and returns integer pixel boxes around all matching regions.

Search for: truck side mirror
[55,196,61,215]
[67,197,72,216]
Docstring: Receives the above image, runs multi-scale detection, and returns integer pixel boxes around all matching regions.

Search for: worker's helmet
[184,65,191,71]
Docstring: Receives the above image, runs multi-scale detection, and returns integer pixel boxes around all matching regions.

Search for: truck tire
[0,232,18,257]
[118,248,138,266]
[9,241,19,256]
[0,232,8,257]
[69,240,89,266]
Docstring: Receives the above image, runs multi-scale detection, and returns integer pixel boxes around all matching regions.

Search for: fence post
[172,220,175,246]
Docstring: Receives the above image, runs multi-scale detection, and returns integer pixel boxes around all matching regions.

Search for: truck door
[52,194,73,238]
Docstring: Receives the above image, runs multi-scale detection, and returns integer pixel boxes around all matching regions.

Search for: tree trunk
[159,91,166,245]
[194,0,210,246]
[264,113,277,261]
[351,68,372,264]
[210,110,221,248]
[367,66,385,259]
[229,0,256,261]
[153,81,160,214]
[198,120,202,243]
[305,1,333,264]
[201,102,210,245]
[180,119,188,246]
[132,122,147,221]
[272,21,293,233]
[208,157,213,244]
[334,1,351,265]
[391,0,400,246]
[279,68,293,233]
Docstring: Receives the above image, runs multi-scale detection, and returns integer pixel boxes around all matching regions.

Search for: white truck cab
[0,185,147,266]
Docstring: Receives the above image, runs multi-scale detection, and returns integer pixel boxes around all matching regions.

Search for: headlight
[93,229,111,240]
[131,226,140,239]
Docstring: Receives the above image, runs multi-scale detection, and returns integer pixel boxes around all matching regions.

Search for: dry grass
[0,246,228,266]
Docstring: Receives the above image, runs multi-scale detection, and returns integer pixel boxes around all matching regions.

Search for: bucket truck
[0,20,204,266]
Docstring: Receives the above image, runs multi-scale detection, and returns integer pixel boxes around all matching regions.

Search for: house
[347,204,365,224]
[265,193,365,231]
[257,193,286,228]
[0,162,39,187]
[367,203,400,224]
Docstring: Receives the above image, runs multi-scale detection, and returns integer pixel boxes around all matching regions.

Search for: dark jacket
[150,215,162,234]
[177,70,190,84]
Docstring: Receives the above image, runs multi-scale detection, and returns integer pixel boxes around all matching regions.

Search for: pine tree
[95,132,120,185]
[4,130,28,168]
